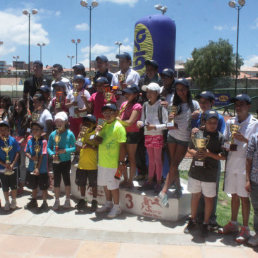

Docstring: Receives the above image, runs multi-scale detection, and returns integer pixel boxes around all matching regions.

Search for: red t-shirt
[120,101,142,132]
[89,92,116,120]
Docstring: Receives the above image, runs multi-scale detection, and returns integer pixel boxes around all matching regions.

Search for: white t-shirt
[67,89,90,118]
[51,77,72,96]
[38,109,53,132]
[225,115,258,175]
[168,100,200,142]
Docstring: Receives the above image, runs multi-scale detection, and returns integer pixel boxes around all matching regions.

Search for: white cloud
[100,0,138,7]
[75,23,89,31]
[123,37,129,43]
[55,11,61,17]
[0,45,16,56]
[214,25,228,31]
[251,18,258,29]
[244,55,258,67]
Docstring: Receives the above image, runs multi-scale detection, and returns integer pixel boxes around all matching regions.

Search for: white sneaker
[64,198,71,209]
[52,199,60,210]
[10,199,17,210]
[107,205,122,218]
[4,202,10,211]
[248,234,258,247]
[96,202,113,213]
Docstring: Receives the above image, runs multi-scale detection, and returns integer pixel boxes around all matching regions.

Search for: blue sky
[0,0,258,68]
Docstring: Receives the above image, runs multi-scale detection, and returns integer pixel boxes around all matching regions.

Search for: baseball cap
[72,63,85,71]
[122,84,140,94]
[116,52,131,60]
[83,114,97,124]
[52,81,66,89]
[160,68,174,78]
[33,60,43,68]
[204,110,219,121]
[141,82,161,93]
[230,94,251,104]
[174,78,190,88]
[196,91,215,101]
[73,74,85,82]
[31,121,44,129]
[96,55,108,62]
[0,121,9,128]
[145,60,159,69]
[39,85,51,93]
[102,103,117,112]
[95,77,109,85]
[55,111,68,121]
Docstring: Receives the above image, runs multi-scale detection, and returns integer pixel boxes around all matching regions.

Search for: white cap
[55,111,68,122]
[141,82,161,94]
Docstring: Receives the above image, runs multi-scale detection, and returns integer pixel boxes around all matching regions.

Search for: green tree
[185,39,243,90]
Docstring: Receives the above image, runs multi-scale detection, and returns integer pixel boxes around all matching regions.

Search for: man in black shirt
[23,61,51,111]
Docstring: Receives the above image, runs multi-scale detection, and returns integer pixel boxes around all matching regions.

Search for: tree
[185,39,243,90]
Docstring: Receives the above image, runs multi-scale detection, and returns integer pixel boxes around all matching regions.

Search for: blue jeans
[250,181,258,234]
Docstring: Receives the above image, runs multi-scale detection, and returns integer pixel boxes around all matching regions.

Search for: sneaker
[154,184,162,194]
[134,174,146,181]
[75,199,87,210]
[247,234,258,247]
[4,202,10,211]
[38,201,49,213]
[201,223,209,238]
[107,205,122,218]
[96,202,113,213]
[173,189,182,199]
[184,219,197,233]
[159,191,169,207]
[235,226,250,244]
[64,198,71,209]
[91,199,98,211]
[139,181,154,191]
[52,199,60,210]
[209,220,221,231]
[25,199,38,209]
[10,199,17,210]
[218,221,239,234]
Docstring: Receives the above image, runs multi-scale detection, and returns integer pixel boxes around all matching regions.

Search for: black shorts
[0,169,18,192]
[25,171,49,190]
[75,169,97,187]
[53,160,71,187]
[126,132,140,144]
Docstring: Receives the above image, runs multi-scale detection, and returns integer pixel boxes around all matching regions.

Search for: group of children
[0,74,258,245]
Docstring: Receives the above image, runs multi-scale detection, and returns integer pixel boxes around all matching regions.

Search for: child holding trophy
[0,121,20,211]
[184,110,226,237]
[25,122,49,212]
[219,94,258,244]
[47,112,76,210]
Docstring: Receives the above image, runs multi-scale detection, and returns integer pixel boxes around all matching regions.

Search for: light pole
[37,43,46,62]
[71,39,81,64]
[22,9,38,78]
[154,4,168,14]
[13,56,19,90]
[228,0,246,97]
[115,41,122,55]
[80,0,99,71]
[67,55,75,69]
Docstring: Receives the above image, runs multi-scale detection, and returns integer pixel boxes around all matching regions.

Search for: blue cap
[96,76,109,85]
[160,68,174,77]
[33,60,43,67]
[39,85,51,93]
[102,103,117,112]
[231,94,251,104]
[31,121,44,129]
[116,52,131,60]
[0,121,9,128]
[174,78,190,88]
[52,81,66,89]
[123,84,140,94]
[73,74,85,82]
[72,63,85,71]
[96,55,108,62]
[197,91,215,101]
[145,60,159,69]
[83,114,97,124]
[204,110,219,121]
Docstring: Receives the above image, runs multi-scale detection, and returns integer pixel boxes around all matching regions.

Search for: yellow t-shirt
[78,130,98,170]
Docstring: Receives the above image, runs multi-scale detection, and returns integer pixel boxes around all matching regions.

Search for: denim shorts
[167,135,189,147]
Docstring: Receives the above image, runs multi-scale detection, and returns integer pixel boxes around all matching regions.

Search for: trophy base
[194,160,205,167]
[230,144,238,151]
[76,141,83,147]
[4,170,15,176]
[166,121,174,127]
[53,160,60,164]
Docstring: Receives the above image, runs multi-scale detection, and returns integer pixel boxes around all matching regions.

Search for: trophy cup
[90,118,106,140]
[192,131,210,167]
[226,124,240,151]
[1,138,14,175]
[167,105,178,127]
[31,111,40,122]
[53,131,61,164]
[55,91,63,109]
[31,138,41,175]
[76,126,88,147]
[118,74,126,84]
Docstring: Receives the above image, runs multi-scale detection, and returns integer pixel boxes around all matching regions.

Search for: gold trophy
[31,111,40,122]
[55,91,63,109]
[192,132,210,167]
[90,118,106,140]
[53,130,61,164]
[1,138,14,175]
[76,126,88,147]
[167,105,178,127]
[118,74,126,83]
[228,124,240,151]
[31,138,41,175]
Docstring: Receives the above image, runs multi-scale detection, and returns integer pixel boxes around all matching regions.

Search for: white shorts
[97,166,120,191]
[188,177,216,198]
[224,173,249,198]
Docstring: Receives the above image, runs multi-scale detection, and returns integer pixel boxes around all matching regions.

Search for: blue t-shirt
[26,137,48,174]
[191,112,226,133]
[47,129,76,162]
[0,136,20,170]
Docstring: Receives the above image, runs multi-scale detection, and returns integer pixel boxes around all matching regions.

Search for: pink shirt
[89,92,116,120]
[120,101,142,132]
